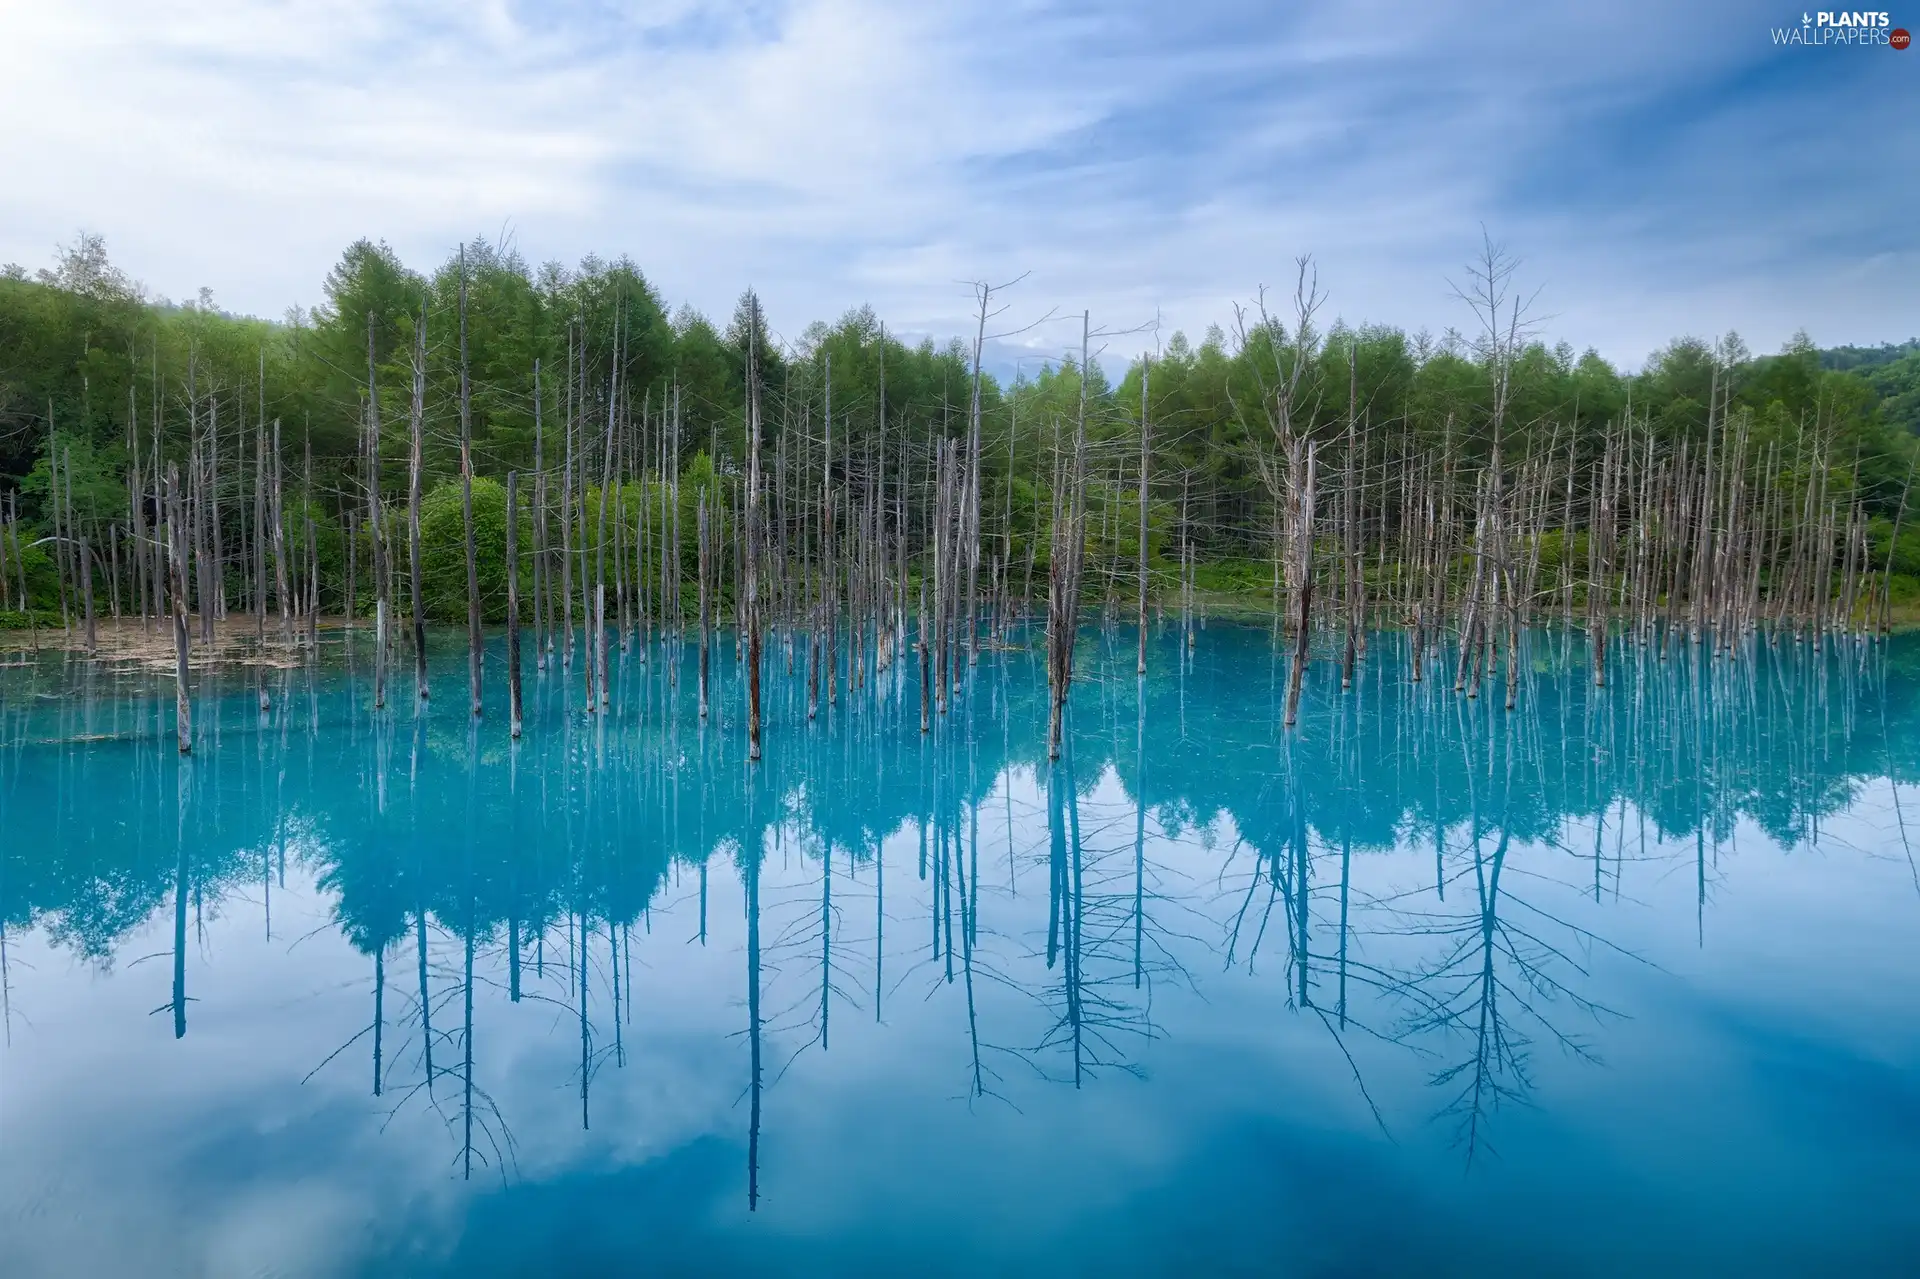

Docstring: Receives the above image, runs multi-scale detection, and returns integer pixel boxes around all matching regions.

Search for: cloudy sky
[1,0,1913,369]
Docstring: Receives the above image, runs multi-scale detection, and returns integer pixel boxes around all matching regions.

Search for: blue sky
[0,0,1913,370]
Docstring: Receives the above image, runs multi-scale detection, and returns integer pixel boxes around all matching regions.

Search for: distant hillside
[1822,340,1920,372]
[1826,341,1920,436]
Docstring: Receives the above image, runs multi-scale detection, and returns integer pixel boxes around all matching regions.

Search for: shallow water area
[3,624,1919,1276]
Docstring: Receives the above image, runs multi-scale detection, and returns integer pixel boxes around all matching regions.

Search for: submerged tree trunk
[744,305,766,761]
[459,251,483,718]
[697,491,711,720]
[507,470,523,738]
[1284,444,1317,729]
[367,310,389,711]
[1138,355,1151,676]
[166,466,192,754]
[409,302,429,704]
[532,360,548,668]
[1046,313,1094,760]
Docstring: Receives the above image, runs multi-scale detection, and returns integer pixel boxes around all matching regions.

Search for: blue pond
[2,624,1918,1276]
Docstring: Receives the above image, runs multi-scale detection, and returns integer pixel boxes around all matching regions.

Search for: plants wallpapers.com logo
[1770,10,1911,45]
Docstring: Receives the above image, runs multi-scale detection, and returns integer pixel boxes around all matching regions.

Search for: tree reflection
[0,625,1911,1189]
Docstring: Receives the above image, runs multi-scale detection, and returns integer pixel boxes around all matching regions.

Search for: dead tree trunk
[367,310,389,710]
[698,491,711,720]
[304,432,319,652]
[409,302,429,704]
[1046,313,1093,760]
[595,311,618,713]
[166,465,192,754]
[1284,443,1317,729]
[744,306,766,761]
[532,360,548,668]
[507,470,523,738]
[561,328,577,671]
[460,251,483,718]
[1137,355,1151,675]
[80,534,96,654]
[272,419,292,646]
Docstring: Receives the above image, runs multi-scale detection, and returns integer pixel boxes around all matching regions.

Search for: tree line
[3,231,1919,746]
[4,231,1915,597]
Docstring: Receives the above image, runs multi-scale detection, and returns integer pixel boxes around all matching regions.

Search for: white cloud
[0,0,1912,368]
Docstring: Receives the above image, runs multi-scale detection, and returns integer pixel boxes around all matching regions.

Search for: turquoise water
[3,625,1919,1276]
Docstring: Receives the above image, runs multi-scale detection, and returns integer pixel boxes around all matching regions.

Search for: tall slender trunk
[272,419,291,646]
[367,310,389,710]
[561,329,577,670]
[166,466,192,753]
[965,284,990,671]
[305,431,319,652]
[409,300,429,702]
[532,360,548,667]
[1137,355,1151,675]
[128,383,149,627]
[697,491,711,720]
[1285,444,1317,729]
[595,307,618,713]
[507,470,523,737]
[80,533,96,653]
[744,308,765,761]
[459,251,483,717]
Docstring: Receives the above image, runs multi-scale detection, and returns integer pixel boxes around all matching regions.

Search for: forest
[3,231,1920,728]
[5,231,1918,1212]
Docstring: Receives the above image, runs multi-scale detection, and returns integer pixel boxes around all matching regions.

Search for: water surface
[3,626,1918,1276]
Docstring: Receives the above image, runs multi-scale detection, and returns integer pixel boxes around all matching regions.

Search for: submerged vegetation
[2,231,1919,753]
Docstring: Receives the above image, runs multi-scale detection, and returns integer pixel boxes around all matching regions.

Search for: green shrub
[419,476,523,623]
[0,608,63,631]
[2,539,62,611]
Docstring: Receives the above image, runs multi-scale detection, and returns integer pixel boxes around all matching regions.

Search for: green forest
[3,232,1919,629]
